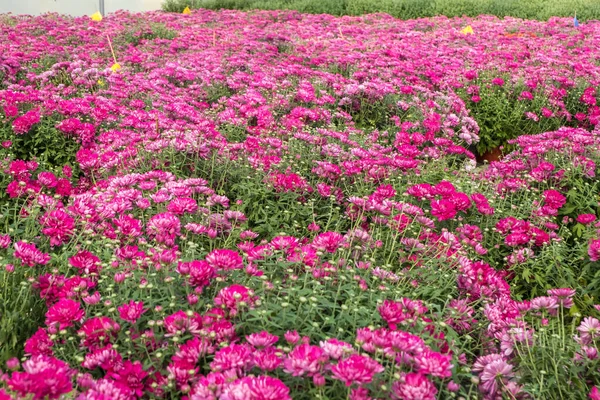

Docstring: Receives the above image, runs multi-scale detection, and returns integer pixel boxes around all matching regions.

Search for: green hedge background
[162,0,600,21]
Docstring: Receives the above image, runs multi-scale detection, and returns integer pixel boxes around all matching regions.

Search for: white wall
[0,0,164,16]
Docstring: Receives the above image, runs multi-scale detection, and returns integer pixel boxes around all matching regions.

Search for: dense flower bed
[1,9,600,400]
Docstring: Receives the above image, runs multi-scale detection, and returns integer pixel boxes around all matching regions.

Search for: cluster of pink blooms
[1,7,600,400]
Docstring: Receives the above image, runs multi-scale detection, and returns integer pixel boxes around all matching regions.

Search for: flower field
[1,8,600,399]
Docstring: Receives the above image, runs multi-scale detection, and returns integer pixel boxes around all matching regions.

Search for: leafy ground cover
[162,0,600,21]
[0,8,600,399]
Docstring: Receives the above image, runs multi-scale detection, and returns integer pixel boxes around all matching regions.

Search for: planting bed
[1,8,600,399]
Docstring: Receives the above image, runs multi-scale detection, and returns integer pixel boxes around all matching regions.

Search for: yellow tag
[182,6,191,15]
[110,63,121,72]
[460,25,474,35]
[90,12,103,22]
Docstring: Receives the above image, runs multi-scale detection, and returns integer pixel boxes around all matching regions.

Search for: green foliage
[162,0,600,20]
[0,116,81,170]
[118,22,178,47]
[456,75,576,155]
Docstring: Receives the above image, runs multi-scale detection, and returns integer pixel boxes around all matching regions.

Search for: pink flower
[24,328,54,356]
[7,355,72,399]
[320,338,354,359]
[253,347,283,371]
[284,330,300,345]
[205,249,243,270]
[210,344,253,373]
[0,234,11,249]
[82,345,123,372]
[479,359,514,395]
[283,344,328,377]
[590,239,600,261]
[13,241,51,267]
[414,350,453,378]
[146,212,181,247]
[547,288,575,308]
[214,285,256,316]
[69,250,101,276]
[378,298,427,329]
[246,331,279,348]
[163,310,202,337]
[178,260,216,288]
[167,197,198,215]
[220,376,291,400]
[330,354,384,386]
[392,373,437,400]
[45,298,85,331]
[78,317,120,350]
[76,379,132,400]
[12,109,40,134]
[543,189,566,209]
[117,300,146,323]
[578,317,600,344]
[108,360,148,397]
[430,199,457,221]
[577,214,596,225]
[590,386,600,400]
[312,231,345,253]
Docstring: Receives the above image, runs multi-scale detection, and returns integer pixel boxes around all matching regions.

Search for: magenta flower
[13,241,51,267]
[283,344,328,377]
[45,298,85,332]
[220,376,291,400]
[330,354,384,386]
[7,355,72,399]
[430,199,457,221]
[117,300,146,323]
[392,373,437,400]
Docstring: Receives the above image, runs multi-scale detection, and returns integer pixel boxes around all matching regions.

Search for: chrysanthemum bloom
[330,354,384,386]
[547,288,575,308]
[78,317,120,350]
[76,378,132,400]
[283,344,329,377]
[0,234,11,249]
[24,328,54,356]
[146,212,181,246]
[13,241,51,267]
[479,359,514,395]
[578,317,600,344]
[246,331,279,348]
[205,249,243,270]
[589,239,600,261]
[253,347,283,371]
[108,360,148,397]
[577,214,597,225]
[7,355,73,399]
[163,310,202,337]
[378,298,427,329]
[82,345,123,372]
[543,189,566,209]
[210,344,253,373]
[40,209,75,247]
[430,199,457,221]
[45,298,85,332]
[414,350,453,378]
[213,284,256,316]
[320,338,354,360]
[589,386,600,400]
[392,373,437,400]
[117,300,146,323]
[312,231,345,252]
[69,250,101,276]
[220,376,291,400]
